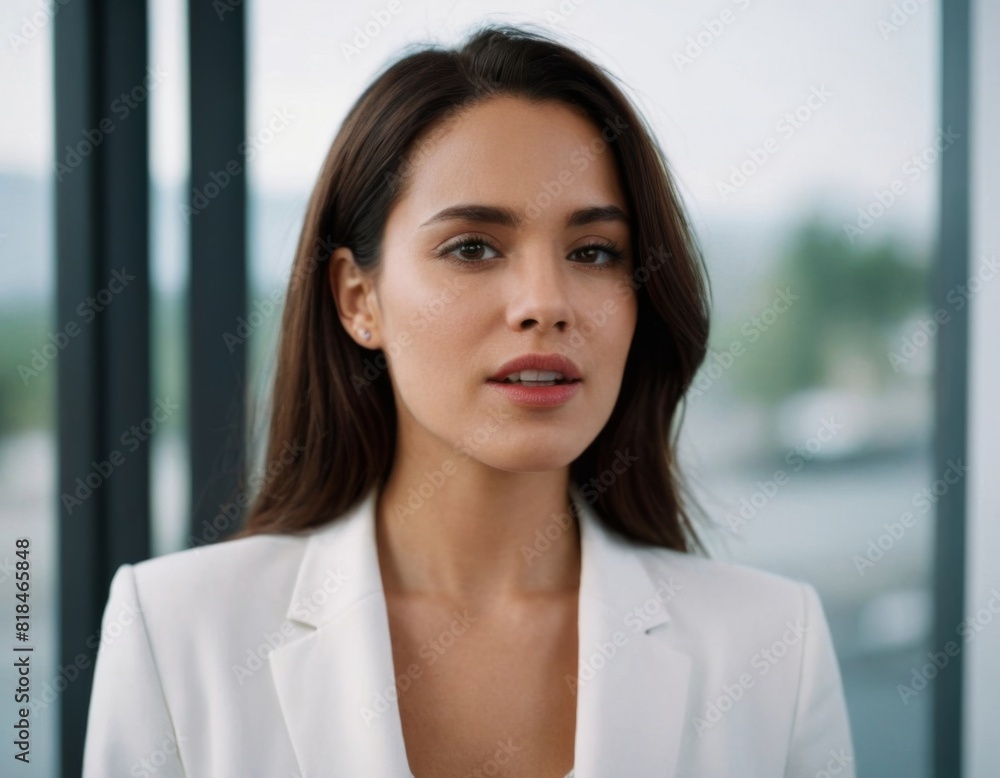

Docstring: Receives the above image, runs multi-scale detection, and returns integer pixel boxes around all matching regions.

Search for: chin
[471,443,586,474]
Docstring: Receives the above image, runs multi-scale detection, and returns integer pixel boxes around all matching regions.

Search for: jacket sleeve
[82,563,186,778]
[782,583,856,778]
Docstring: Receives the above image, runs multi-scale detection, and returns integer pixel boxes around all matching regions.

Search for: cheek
[583,286,637,364]
[616,299,638,364]
[379,279,488,405]
[378,255,483,338]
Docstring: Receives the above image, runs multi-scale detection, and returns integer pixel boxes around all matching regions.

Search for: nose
[505,251,575,333]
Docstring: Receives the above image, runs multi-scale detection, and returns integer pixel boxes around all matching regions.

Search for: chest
[384,593,579,778]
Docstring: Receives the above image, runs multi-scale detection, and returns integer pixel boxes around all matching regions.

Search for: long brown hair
[230,22,712,554]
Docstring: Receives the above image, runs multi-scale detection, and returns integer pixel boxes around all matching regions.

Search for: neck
[375,465,581,608]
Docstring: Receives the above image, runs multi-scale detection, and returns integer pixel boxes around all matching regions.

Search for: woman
[83,23,855,778]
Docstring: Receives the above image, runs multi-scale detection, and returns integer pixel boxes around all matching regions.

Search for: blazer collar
[269,481,692,777]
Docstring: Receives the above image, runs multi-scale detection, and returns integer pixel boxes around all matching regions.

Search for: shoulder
[130,531,308,594]
[632,544,823,642]
[638,544,810,600]
[133,533,310,583]
[104,531,311,636]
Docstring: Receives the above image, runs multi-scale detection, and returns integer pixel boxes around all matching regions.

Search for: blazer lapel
[570,481,692,778]
[269,481,692,778]
[268,485,413,776]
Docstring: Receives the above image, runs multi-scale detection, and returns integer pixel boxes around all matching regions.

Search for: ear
[328,246,381,348]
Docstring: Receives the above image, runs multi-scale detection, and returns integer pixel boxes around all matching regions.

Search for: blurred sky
[2,0,937,220]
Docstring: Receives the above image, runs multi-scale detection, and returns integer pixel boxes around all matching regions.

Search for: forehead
[391,96,629,227]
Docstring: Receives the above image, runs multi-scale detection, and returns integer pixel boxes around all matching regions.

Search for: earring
[359,328,372,340]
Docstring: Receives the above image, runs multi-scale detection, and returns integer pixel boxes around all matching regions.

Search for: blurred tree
[0,308,53,432]
[723,218,928,404]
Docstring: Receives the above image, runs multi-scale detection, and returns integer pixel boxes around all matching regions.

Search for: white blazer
[82,481,856,777]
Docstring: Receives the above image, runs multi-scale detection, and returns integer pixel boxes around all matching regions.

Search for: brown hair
[230,22,712,554]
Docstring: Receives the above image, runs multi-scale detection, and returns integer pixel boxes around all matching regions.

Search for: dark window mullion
[932,0,971,775]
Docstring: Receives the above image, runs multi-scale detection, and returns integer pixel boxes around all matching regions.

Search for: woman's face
[346,95,638,474]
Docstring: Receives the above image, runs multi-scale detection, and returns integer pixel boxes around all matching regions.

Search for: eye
[436,235,501,264]
[570,241,626,268]
[433,234,628,269]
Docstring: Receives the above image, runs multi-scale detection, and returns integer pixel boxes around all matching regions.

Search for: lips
[487,353,582,383]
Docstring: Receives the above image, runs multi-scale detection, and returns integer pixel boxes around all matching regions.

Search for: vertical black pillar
[54,0,150,775]
[932,0,971,775]
[186,1,247,544]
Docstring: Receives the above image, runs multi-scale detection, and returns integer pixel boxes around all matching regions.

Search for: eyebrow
[419,204,630,230]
